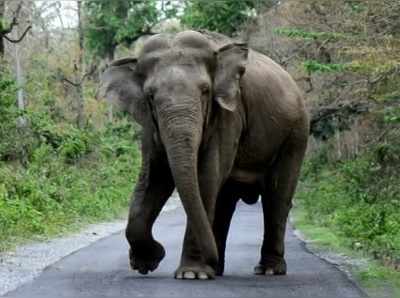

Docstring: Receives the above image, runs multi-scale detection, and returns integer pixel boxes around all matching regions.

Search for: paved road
[4,202,366,298]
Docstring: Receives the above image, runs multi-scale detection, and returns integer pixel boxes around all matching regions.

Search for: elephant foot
[174,263,215,280]
[254,256,287,276]
[216,260,225,276]
[129,240,165,275]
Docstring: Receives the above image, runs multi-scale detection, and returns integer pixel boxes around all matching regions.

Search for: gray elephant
[99,30,309,280]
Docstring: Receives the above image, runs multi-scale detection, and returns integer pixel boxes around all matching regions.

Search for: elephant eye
[200,83,210,95]
[238,65,246,76]
[146,89,155,101]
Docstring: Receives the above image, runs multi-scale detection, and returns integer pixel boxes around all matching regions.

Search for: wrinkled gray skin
[99,31,309,280]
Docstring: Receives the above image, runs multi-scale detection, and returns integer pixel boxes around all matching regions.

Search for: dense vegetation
[181,0,277,36]
[84,0,178,60]
[0,11,140,250]
[298,129,400,263]
[239,0,400,286]
[0,65,140,251]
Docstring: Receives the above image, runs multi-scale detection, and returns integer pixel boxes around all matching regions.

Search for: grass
[0,118,141,252]
[292,205,400,298]
[0,69,142,252]
[292,134,400,298]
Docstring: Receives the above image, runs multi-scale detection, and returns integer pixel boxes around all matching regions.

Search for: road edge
[0,195,180,296]
[289,215,370,298]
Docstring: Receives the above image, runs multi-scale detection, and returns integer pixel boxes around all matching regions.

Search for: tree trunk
[14,38,24,109]
[105,44,115,123]
[76,0,85,128]
[107,104,113,123]
[0,0,5,58]
[105,46,115,64]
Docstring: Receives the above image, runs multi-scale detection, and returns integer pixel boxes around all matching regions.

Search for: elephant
[99,30,309,280]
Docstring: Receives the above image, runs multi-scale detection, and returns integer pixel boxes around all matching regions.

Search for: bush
[297,133,400,262]
[0,70,141,251]
[181,0,277,36]
[0,123,140,250]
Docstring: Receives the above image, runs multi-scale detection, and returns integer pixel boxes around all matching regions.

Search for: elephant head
[99,31,249,269]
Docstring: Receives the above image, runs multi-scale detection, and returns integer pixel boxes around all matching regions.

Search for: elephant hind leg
[213,182,239,276]
[256,132,307,276]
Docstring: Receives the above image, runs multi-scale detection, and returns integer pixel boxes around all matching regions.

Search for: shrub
[0,68,141,251]
[297,133,400,261]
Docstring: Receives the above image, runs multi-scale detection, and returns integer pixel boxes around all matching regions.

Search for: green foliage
[297,133,400,263]
[383,106,400,124]
[303,60,348,74]
[0,18,3,31]
[302,59,392,75]
[274,27,346,41]
[181,0,274,36]
[345,1,367,13]
[0,16,9,33]
[261,0,400,288]
[292,206,400,298]
[59,129,93,163]
[0,70,31,163]
[0,121,140,250]
[0,70,140,251]
[84,0,159,59]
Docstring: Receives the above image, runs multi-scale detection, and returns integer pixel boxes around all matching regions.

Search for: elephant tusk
[215,96,236,112]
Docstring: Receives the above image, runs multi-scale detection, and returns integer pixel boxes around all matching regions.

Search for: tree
[61,0,96,128]
[0,1,31,59]
[84,0,162,61]
[180,0,277,36]
[0,0,4,56]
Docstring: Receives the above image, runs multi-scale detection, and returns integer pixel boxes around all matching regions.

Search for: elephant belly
[230,168,263,184]
[229,169,263,205]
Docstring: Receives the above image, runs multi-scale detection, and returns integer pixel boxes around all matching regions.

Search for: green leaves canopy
[84,0,159,59]
[180,0,275,36]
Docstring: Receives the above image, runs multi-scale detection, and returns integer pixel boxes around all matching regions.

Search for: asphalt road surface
[4,202,366,298]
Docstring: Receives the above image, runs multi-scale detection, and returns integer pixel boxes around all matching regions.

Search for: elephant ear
[99,58,147,125]
[214,43,249,112]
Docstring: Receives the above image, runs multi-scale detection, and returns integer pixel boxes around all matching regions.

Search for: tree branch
[62,77,80,87]
[81,65,97,82]
[61,64,97,88]
[310,101,371,136]
[3,25,32,43]
[2,1,23,35]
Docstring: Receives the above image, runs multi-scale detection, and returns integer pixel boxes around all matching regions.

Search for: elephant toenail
[175,272,183,279]
[183,271,196,279]
[265,268,274,275]
[198,272,209,280]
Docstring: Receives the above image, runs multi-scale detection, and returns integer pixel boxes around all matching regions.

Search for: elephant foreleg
[126,157,175,275]
[175,115,242,280]
[255,135,307,276]
[175,167,221,280]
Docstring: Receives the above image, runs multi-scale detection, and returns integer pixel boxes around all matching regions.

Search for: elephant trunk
[159,109,218,269]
